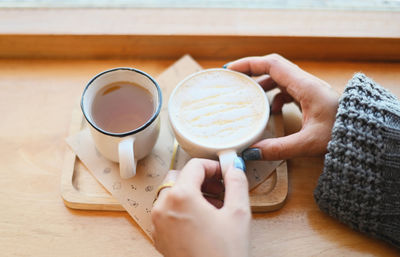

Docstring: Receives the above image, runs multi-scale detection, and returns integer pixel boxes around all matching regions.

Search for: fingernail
[222,62,231,69]
[242,148,263,161]
[233,156,246,172]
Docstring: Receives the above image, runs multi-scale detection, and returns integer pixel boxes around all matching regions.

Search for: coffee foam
[169,70,267,148]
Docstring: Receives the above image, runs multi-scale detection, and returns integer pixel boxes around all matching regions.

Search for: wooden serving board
[61,55,288,213]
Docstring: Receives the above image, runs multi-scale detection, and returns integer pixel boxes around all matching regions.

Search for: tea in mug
[91,81,154,133]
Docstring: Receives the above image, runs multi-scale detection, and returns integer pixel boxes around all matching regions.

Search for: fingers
[226,54,311,102]
[226,55,279,76]
[270,92,294,114]
[176,158,221,191]
[155,169,180,202]
[252,129,313,160]
[201,177,224,196]
[222,166,250,213]
[227,54,299,79]
[202,176,224,208]
[155,159,223,210]
[255,75,278,91]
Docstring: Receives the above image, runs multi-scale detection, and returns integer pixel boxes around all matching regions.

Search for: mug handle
[118,137,137,179]
[218,149,238,175]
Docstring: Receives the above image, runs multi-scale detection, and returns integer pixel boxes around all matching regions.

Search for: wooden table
[0,57,399,256]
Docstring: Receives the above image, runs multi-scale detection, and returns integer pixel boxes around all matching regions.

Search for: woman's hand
[151,158,250,257]
[226,54,340,160]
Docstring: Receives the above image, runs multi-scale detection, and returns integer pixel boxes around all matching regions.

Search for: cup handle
[218,149,237,175]
[118,137,137,179]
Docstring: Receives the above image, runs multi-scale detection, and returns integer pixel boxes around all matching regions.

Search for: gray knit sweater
[314,73,400,248]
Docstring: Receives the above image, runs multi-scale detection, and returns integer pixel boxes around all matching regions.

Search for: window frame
[0,8,399,61]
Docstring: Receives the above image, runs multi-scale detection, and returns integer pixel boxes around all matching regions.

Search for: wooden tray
[61,55,288,213]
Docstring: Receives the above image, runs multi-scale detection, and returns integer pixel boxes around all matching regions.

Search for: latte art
[169,70,267,148]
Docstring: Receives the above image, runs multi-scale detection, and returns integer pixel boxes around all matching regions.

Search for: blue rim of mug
[81,67,162,138]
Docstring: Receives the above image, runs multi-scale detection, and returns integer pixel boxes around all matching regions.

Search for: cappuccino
[169,69,268,149]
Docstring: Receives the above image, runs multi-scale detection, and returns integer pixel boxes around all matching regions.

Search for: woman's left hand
[151,158,251,257]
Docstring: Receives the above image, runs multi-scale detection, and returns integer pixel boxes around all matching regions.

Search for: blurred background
[1,0,400,11]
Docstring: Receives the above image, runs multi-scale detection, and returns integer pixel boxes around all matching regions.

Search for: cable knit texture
[314,73,400,248]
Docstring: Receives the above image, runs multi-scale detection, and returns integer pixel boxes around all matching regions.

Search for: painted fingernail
[222,62,231,69]
[233,156,246,172]
[242,148,263,161]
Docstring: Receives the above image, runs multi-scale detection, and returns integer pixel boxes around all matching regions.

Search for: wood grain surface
[1,9,399,37]
[2,35,400,62]
[1,9,399,61]
[0,57,399,256]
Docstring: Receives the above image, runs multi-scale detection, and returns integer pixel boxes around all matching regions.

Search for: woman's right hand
[226,54,340,160]
[151,158,250,257]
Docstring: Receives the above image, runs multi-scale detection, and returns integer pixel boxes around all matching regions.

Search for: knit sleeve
[314,73,400,248]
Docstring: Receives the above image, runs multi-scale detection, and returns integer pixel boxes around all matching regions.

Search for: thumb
[222,160,250,212]
[245,129,312,161]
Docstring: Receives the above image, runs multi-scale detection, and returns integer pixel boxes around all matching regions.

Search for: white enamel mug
[81,68,162,179]
[168,68,269,174]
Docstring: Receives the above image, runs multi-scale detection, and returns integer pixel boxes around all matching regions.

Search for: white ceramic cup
[168,68,269,174]
[81,68,162,179]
